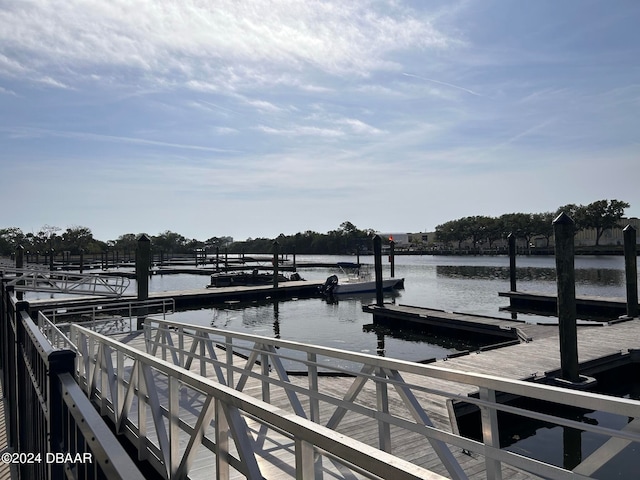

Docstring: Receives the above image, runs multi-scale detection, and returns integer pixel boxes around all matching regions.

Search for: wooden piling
[79,248,84,274]
[389,239,395,278]
[508,233,517,292]
[373,235,383,307]
[136,234,151,329]
[553,212,579,383]
[292,246,297,272]
[273,241,280,288]
[623,225,638,317]
[15,245,24,301]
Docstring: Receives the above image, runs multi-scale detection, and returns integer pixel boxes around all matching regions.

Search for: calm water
[132,254,632,362]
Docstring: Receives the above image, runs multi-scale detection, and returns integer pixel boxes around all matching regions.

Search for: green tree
[582,199,630,246]
[435,218,469,249]
[153,231,189,253]
[531,212,555,247]
[0,227,25,255]
[60,226,101,254]
[113,233,139,252]
[555,204,588,231]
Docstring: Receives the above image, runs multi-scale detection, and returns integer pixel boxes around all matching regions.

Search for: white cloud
[337,118,386,135]
[0,1,454,91]
[255,125,345,138]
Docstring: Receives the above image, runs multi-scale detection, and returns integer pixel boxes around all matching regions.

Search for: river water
[139,254,632,362]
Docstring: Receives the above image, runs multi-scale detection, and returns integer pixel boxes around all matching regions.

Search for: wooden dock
[362,303,563,344]
[112,308,640,479]
[114,330,544,479]
[498,290,634,317]
[27,280,324,311]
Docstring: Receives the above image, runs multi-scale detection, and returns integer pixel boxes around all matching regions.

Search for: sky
[1,0,639,242]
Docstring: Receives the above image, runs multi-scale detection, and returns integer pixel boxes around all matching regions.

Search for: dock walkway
[363,303,637,381]
[110,307,640,479]
[498,290,634,317]
[28,280,324,311]
[362,303,563,344]
[113,329,539,480]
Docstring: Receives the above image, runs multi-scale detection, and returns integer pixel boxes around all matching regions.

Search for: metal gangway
[1,267,130,297]
[39,311,640,479]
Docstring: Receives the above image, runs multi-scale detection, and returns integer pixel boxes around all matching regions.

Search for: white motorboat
[319,263,404,296]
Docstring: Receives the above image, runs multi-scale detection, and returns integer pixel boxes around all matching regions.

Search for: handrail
[37,311,77,351]
[142,317,640,480]
[69,323,444,480]
[40,298,175,336]
[0,284,145,480]
[41,298,175,323]
[2,267,130,296]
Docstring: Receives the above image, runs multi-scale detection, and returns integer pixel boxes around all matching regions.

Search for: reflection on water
[363,323,490,359]
[436,265,625,286]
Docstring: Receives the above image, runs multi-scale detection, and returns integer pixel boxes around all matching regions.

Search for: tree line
[0,221,375,256]
[0,200,630,257]
[434,199,630,250]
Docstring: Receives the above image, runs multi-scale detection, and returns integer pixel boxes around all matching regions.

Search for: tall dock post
[292,246,296,272]
[508,233,517,292]
[136,234,151,329]
[15,245,24,301]
[273,241,280,288]
[389,238,395,278]
[623,225,638,318]
[79,248,84,274]
[373,235,383,307]
[553,213,580,383]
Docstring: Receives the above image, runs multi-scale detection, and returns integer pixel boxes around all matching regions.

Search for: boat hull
[332,278,404,295]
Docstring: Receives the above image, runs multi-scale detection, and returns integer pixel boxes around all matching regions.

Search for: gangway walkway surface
[93,316,640,480]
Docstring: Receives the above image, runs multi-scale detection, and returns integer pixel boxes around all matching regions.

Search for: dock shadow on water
[455,361,640,479]
[362,323,495,361]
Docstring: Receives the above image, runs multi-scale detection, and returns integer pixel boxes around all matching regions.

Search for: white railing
[38,299,174,349]
[3,267,130,296]
[42,298,174,327]
[67,322,444,480]
[143,317,640,480]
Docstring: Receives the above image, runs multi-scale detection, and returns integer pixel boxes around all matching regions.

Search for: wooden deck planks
[107,311,640,479]
[114,330,551,479]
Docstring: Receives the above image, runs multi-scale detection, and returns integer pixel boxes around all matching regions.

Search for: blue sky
[1,0,639,242]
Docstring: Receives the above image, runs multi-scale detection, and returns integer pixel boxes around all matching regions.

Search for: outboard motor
[320,275,339,295]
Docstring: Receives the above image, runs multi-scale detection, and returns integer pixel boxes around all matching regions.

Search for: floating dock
[498,290,634,317]
[28,280,325,311]
[362,303,563,346]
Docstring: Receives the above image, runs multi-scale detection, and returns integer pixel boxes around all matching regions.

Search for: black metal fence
[0,278,145,480]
